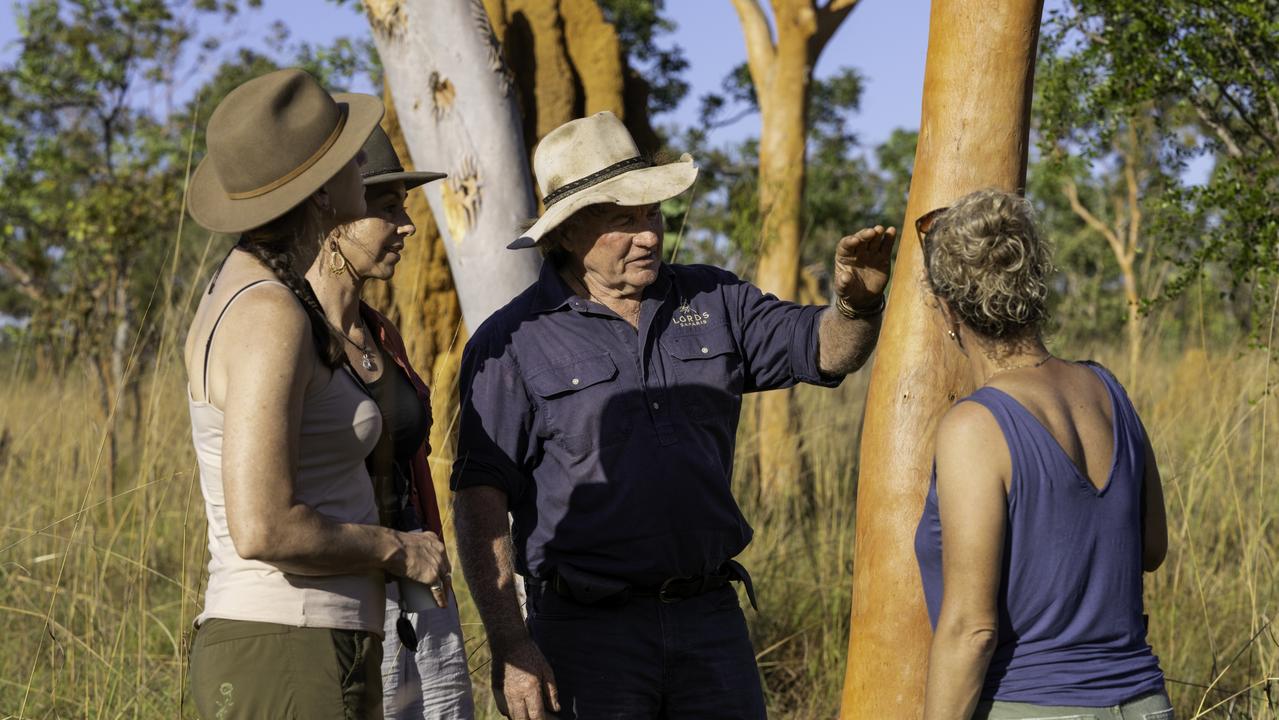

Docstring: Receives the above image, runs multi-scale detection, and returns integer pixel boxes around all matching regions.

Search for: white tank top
[188,280,385,633]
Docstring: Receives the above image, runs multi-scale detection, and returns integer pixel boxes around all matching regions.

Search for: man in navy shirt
[452,112,895,720]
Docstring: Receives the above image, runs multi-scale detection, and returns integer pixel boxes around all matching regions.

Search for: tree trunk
[363,83,468,523]
[483,0,657,160]
[365,0,542,330]
[754,66,809,498]
[839,1,1044,716]
[730,0,859,501]
[1120,258,1141,383]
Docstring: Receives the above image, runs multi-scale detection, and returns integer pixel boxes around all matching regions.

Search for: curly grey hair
[922,189,1054,339]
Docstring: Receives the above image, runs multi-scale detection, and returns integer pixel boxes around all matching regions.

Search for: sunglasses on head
[914,206,950,244]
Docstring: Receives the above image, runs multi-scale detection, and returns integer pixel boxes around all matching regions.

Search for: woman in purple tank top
[912,189,1173,720]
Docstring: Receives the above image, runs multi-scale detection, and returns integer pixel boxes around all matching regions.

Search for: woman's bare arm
[922,402,1008,720]
[213,285,447,584]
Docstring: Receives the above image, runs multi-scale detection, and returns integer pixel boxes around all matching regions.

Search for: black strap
[542,156,650,207]
[201,279,276,397]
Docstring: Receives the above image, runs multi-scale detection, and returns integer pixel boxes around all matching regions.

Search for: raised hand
[834,225,897,310]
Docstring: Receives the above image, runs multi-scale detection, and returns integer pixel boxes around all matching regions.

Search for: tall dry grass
[1,330,1275,717]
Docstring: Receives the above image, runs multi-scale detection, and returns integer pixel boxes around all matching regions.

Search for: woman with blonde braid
[183,68,449,718]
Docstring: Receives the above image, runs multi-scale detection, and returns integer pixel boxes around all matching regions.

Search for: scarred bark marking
[441,154,482,243]
[471,0,513,96]
[430,72,456,120]
[364,0,407,36]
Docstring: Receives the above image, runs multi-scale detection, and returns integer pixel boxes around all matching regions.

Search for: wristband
[835,293,886,320]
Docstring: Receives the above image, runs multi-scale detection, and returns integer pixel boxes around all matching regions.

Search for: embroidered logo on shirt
[673,302,711,327]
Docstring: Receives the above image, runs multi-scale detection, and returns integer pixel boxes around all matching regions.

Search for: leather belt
[534,560,758,611]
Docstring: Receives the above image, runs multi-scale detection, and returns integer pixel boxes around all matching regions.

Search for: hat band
[543,155,650,208]
[227,105,349,200]
[361,164,404,178]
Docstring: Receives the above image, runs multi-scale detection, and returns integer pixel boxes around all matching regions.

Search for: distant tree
[1032,112,1181,381]
[1036,0,1279,342]
[724,0,863,498]
[0,0,379,504]
[0,0,216,503]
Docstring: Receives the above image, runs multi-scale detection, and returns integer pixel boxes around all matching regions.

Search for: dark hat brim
[187,92,384,234]
[363,169,447,191]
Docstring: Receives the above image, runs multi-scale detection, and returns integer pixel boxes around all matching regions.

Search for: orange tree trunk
[754,45,810,499]
[732,0,861,500]
[839,1,1044,715]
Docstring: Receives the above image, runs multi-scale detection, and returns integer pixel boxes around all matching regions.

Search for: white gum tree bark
[364,0,541,329]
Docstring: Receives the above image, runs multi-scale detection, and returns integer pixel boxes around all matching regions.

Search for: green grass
[0,339,1275,718]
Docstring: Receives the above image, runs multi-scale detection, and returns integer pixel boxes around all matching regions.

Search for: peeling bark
[367,0,540,330]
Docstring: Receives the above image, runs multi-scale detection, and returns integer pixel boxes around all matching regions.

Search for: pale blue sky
[0,0,935,148]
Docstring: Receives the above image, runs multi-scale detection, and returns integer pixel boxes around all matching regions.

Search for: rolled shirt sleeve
[450,324,535,501]
[723,271,842,392]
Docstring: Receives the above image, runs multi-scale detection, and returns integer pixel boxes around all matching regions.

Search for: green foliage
[0,0,195,362]
[680,65,907,286]
[598,0,689,116]
[0,0,382,366]
[1036,0,1279,335]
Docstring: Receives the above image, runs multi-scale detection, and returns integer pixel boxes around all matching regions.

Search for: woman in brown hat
[307,125,475,718]
[183,68,450,719]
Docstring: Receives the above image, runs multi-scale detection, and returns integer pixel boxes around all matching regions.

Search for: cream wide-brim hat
[508,111,698,250]
[188,68,384,234]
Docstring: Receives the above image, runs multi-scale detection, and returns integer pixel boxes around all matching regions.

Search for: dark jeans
[526,583,766,719]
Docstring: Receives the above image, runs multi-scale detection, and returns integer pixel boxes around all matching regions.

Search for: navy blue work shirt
[451,260,841,585]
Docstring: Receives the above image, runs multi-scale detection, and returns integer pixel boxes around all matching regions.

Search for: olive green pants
[189,619,383,720]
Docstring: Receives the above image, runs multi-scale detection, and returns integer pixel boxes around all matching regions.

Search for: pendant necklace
[332,321,377,371]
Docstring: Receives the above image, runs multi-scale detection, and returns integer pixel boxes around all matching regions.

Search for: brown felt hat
[509,111,698,250]
[360,125,446,190]
[187,68,384,234]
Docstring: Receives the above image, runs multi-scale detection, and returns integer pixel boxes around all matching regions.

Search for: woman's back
[916,361,1165,705]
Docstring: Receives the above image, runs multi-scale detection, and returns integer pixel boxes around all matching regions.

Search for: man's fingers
[544,674,561,712]
[522,691,546,720]
[875,226,898,256]
[507,692,531,720]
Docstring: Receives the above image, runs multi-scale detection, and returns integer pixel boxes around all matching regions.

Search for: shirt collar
[531,260,576,314]
[530,259,674,314]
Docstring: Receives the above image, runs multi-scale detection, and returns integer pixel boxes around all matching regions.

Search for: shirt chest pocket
[659,324,743,420]
[525,352,634,455]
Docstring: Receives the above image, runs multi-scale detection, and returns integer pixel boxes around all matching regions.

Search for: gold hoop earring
[328,239,348,276]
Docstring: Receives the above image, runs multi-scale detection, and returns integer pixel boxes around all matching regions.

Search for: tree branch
[812,0,859,59]
[1221,18,1279,139]
[1123,125,1141,265]
[1063,179,1125,262]
[1211,76,1279,155]
[729,0,776,91]
[0,250,44,302]
[1192,100,1245,159]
